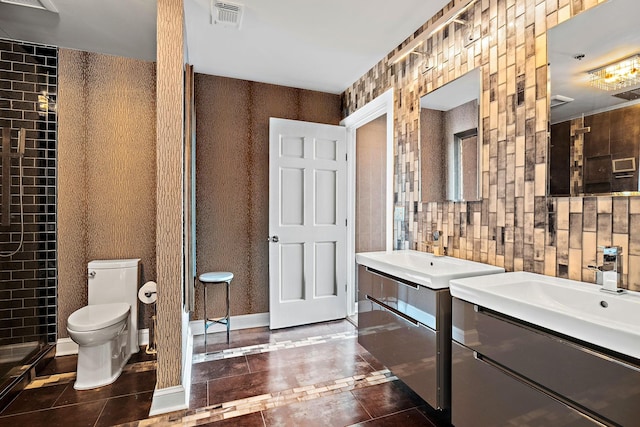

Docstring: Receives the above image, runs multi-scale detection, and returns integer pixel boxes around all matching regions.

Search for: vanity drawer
[361,265,449,330]
[451,341,599,427]
[453,297,640,427]
[358,295,441,409]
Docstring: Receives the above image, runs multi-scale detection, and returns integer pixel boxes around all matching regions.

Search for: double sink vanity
[356,250,640,426]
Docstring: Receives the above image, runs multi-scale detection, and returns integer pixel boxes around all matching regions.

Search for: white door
[269,118,347,329]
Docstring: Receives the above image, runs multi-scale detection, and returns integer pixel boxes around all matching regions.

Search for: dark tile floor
[0,321,448,426]
[0,349,157,427]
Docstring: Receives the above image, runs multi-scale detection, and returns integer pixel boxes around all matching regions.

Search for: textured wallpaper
[341,0,640,289]
[155,0,185,389]
[57,49,157,338]
[193,74,341,320]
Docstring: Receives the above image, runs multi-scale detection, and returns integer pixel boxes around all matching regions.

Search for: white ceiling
[0,0,450,94]
[548,0,640,124]
[0,0,157,61]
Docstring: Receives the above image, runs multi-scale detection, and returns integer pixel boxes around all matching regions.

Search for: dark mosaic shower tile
[0,38,57,346]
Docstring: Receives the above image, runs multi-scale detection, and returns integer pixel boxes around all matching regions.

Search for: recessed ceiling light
[0,0,58,13]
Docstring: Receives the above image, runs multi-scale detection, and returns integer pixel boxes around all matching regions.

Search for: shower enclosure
[0,39,57,404]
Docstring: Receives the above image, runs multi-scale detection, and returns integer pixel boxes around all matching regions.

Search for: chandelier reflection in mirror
[588,54,640,91]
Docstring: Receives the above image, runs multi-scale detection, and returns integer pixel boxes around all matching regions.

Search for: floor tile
[246,339,362,372]
[192,356,250,384]
[351,380,425,419]
[128,348,158,364]
[190,381,208,409]
[262,391,371,427]
[54,369,156,406]
[193,327,272,354]
[200,411,265,426]
[95,391,154,427]
[207,369,298,404]
[350,408,437,427]
[0,383,67,415]
[269,321,346,342]
[0,400,105,427]
[37,355,77,376]
[245,342,372,387]
[358,350,386,371]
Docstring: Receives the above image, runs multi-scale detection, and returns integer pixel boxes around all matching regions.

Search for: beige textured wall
[156,0,184,389]
[356,115,387,253]
[194,74,341,319]
[57,49,157,338]
[342,0,639,288]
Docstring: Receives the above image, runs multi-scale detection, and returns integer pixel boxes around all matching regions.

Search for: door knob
[268,235,279,243]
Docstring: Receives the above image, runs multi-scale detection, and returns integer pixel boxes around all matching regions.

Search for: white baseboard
[56,329,150,356]
[149,385,188,416]
[189,312,269,336]
[55,338,78,356]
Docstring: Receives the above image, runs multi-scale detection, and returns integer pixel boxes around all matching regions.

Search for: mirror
[548,0,640,196]
[420,68,482,202]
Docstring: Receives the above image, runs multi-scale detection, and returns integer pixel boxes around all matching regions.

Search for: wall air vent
[550,94,574,108]
[0,0,58,12]
[612,88,640,101]
[211,1,244,29]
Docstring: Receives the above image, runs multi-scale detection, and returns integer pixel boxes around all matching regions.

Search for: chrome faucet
[589,246,625,294]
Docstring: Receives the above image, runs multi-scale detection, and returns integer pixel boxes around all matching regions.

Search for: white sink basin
[355,250,505,290]
[449,271,640,359]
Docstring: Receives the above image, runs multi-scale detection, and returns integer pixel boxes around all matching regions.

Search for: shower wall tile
[0,39,57,346]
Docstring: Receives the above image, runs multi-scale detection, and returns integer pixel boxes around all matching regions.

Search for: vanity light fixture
[389,0,478,65]
[588,54,640,91]
[411,50,436,74]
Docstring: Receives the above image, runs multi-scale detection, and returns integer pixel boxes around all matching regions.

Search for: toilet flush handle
[88,270,96,278]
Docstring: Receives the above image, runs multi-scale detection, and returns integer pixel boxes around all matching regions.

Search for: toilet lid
[67,303,130,332]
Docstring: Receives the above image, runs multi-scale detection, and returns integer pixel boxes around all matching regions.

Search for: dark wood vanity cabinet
[356,264,452,413]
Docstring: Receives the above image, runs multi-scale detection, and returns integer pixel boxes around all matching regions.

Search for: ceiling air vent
[613,88,640,101]
[550,94,574,108]
[0,0,58,12]
[211,1,244,29]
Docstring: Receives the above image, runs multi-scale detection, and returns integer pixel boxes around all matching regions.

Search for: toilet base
[73,323,131,390]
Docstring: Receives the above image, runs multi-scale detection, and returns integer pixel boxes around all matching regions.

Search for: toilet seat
[68,303,130,332]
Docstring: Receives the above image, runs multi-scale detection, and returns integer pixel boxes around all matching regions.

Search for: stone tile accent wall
[0,39,57,346]
[342,0,639,289]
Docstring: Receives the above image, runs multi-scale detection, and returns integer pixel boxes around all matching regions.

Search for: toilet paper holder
[138,281,158,355]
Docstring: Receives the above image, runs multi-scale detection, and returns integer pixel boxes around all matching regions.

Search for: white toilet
[67,259,140,390]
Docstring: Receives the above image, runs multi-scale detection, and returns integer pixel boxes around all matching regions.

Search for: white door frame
[340,89,394,317]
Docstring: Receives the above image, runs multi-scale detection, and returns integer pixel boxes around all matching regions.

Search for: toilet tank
[88,259,141,305]
[88,259,141,349]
